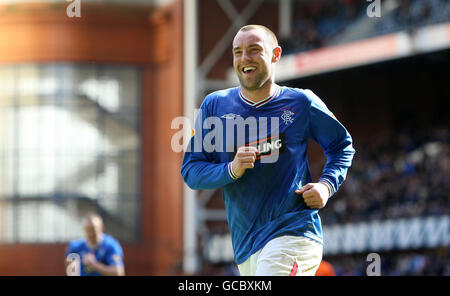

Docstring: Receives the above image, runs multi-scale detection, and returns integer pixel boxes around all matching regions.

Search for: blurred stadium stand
[321,126,449,225]
[279,0,450,53]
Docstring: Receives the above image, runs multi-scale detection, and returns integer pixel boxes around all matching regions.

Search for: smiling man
[181,25,355,276]
[233,25,279,95]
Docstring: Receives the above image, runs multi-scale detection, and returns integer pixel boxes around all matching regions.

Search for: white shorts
[237,236,323,276]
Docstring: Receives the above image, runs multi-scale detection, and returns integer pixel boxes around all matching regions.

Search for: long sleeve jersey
[181,86,355,264]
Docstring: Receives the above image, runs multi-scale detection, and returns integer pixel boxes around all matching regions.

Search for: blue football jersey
[66,233,124,276]
[181,86,355,264]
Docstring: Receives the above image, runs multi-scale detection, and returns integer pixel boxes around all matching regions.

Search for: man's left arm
[296,91,356,208]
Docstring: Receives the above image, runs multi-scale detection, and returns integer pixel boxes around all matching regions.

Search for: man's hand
[231,146,260,178]
[82,252,125,276]
[295,183,330,209]
[82,253,97,269]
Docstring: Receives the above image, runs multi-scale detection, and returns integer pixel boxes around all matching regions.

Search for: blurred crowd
[327,247,450,276]
[280,0,450,54]
[321,124,450,225]
[318,123,449,276]
[376,0,450,36]
[280,0,365,53]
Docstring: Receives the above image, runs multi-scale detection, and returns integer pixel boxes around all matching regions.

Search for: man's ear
[272,46,282,63]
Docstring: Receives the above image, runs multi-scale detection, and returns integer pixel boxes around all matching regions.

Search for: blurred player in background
[181,25,355,276]
[65,213,125,276]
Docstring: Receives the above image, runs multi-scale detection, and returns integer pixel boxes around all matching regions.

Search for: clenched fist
[295,182,330,209]
[231,146,260,178]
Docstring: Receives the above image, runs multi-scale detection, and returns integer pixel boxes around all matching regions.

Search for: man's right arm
[182,145,259,190]
[181,154,235,190]
[181,99,245,190]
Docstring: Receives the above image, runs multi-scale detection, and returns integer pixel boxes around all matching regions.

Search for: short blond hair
[237,24,279,47]
[83,212,103,227]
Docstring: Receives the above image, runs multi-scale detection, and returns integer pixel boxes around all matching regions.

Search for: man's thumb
[296,183,313,194]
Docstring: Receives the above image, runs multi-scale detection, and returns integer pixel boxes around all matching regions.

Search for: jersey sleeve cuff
[319,178,335,197]
[227,162,240,180]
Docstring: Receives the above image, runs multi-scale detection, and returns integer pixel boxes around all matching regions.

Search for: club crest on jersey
[278,107,296,125]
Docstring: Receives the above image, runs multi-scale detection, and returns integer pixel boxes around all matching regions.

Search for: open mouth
[242,66,257,74]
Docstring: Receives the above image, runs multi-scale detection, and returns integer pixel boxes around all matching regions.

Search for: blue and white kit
[66,234,124,276]
[181,86,355,265]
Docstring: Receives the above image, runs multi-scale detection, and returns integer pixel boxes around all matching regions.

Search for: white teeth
[243,67,256,72]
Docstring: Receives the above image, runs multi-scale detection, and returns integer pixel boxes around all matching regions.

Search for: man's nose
[241,50,252,61]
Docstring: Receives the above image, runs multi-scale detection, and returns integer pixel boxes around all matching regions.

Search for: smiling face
[232,26,281,92]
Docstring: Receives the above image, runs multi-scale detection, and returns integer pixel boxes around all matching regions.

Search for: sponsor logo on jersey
[234,133,286,161]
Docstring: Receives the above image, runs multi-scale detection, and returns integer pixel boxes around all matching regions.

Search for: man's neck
[240,81,278,103]
[87,233,104,249]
